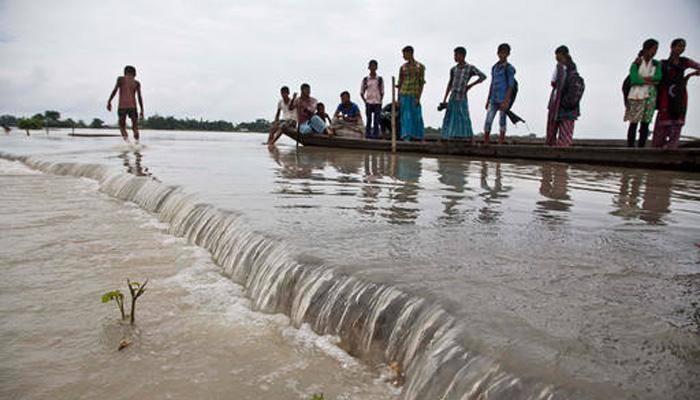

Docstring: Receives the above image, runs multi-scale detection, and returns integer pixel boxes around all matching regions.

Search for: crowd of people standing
[266,39,698,149]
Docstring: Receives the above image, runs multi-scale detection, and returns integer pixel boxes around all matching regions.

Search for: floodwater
[1,129,699,399]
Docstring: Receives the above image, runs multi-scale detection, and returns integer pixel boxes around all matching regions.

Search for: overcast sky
[1,0,699,138]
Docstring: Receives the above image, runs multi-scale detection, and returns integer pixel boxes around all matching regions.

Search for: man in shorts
[107,65,144,143]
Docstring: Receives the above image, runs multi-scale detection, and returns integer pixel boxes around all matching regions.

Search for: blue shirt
[490,62,516,104]
[336,102,360,118]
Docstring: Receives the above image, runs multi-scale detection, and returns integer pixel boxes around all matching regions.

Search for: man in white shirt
[266,86,297,145]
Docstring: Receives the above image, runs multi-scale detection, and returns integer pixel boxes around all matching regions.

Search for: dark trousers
[365,103,381,138]
[627,122,649,148]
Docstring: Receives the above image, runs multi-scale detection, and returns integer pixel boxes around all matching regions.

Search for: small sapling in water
[101,290,126,320]
[101,278,148,325]
[127,278,148,325]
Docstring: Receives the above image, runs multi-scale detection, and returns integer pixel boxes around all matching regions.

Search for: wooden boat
[283,129,700,172]
[68,133,123,137]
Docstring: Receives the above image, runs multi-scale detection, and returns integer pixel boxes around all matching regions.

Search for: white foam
[0,159,42,175]
[282,323,362,370]
[111,142,147,152]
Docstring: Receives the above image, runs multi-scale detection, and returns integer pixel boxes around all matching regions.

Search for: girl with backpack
[546,46,583,147]
[652,38,700,148]
[623,39,661,148]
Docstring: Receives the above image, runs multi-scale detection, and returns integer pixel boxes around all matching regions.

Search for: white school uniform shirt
[278,99,297,121]
[361,76,383,105]
[628,59,656,100]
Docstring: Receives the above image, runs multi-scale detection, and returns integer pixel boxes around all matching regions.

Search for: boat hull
[283,130,700,172]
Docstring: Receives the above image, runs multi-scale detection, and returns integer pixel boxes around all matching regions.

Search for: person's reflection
[270,147,423,224]
[478,161,511,223]
[270,146,325,196]
[436,159,470,224]
[358,152,389,217]
[383,154,422,224]
[536,163,571,222]
[611,170,643,220]
[641,172,673,225]
[118,150,153,177]
[327,150,363,199]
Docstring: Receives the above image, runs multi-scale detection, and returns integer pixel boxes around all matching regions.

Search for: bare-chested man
[107,65,144,143]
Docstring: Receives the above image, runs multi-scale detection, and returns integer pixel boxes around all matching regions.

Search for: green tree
[89,118,105,128]
[0,114,17,126]
[44,110,61,125]
[31,113,45,122]
[17,117,43,135]
[77,120,87,128]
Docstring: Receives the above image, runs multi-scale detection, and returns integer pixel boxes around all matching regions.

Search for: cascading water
[1,152,564,400]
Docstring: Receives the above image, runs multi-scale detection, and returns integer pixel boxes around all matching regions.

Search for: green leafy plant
[101,278,148,325]
[101,290,126,320]
[310,394,324,400]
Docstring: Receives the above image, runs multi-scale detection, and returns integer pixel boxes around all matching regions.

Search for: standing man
[484,43,516,144]
[440,46,486,143]
[360,60,384,139]
[396,46,426,141]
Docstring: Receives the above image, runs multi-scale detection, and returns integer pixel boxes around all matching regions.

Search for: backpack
[492,63,519,109]
[622,75,631,107]
[561,69,585,109]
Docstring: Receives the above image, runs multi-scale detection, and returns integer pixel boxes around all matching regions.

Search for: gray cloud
[1,0,699,138]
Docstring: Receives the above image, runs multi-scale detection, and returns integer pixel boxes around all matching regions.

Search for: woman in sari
[546,46,579,147]
[652,38,700,148]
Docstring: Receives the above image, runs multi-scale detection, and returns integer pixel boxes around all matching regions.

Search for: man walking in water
[107,65,144,143]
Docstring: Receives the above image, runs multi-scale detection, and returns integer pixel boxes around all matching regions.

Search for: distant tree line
[1,111,104,131]
[0,111,273,133]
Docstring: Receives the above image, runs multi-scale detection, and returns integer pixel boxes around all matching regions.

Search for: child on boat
[107,65,144,143]
[360,60,384,139]
[316,103,332,126]
[484,44,516,145]
[546,46,583,147]
[266,86,297,145]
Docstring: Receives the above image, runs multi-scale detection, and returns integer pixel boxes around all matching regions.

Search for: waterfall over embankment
[1,152,562,400]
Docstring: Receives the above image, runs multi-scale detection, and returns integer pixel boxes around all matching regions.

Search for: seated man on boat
[266,86,297,145]
[296,83,328,135]
[330,91,364,137]
[316,102,332,127]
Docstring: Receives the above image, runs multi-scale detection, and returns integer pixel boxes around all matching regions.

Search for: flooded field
[1,130,699,399]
